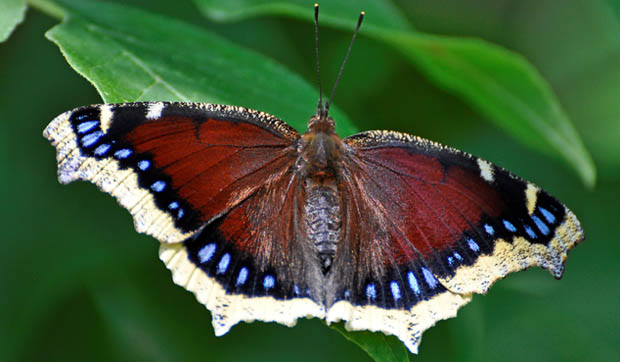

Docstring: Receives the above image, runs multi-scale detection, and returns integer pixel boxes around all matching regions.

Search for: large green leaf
[0,0,27,42]
[33,0,355,135]
[194,0,596,187]
[329,323,410,362]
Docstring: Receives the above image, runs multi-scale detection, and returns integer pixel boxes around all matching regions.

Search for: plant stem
[27,0,66,20]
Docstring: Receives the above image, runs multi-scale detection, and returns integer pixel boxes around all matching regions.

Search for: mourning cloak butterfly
[43,5,584,354]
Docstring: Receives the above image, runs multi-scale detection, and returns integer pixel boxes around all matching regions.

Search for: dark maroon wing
[324,130,583,352]
[44,102,325,334]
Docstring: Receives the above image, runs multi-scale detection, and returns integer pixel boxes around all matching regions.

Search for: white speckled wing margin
[439,205,583,294]
[160,243,326,335]
[161,241,470,353]
[326,292,471,353]
[43,108,194,243]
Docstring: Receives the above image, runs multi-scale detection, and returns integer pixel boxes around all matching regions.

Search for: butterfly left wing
[44,102,328,334]
[325,130,584,353]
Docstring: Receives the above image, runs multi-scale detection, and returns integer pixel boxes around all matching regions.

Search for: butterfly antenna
[314,4,324,117]
[325,10,364,116]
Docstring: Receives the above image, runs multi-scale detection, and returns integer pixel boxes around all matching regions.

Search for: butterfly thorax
[300,115,342,176]
[300,115,345,272]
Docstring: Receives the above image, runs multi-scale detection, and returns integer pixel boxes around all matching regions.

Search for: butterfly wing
[326,130,584,352]
[44,102,325,333]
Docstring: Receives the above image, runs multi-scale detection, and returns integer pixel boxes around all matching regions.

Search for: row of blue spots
[383,268,439,300]
[364,267,439,302]
[539,207,556,224]
[195,243,278,292]
[79,127,185,224]
[128,154,185,221]
[501,214,552,240]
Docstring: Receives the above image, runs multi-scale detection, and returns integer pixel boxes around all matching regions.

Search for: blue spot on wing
[236,267,248,286]
[532,215,551,235]
[263,275,275,290]
[216,253,230,274]
[198,243,216,263]
[408,271,421,294]
[422,267,438,289]
[390,281,401,301]
[467,237,480,252]
[503,219,517,232]
[80,130,103,148]
[77,120,99,134]
[114,148,132,159]
[94,143,111,156]
[150,180,166,192]
[539,207,556,224]
[137,160,150,171]
[484,224,495,236]
[366,284,377,300]
[524,224,537,239]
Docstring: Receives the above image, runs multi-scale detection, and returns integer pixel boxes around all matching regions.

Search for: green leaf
[194,0,596,187]
[329,322,410,362]
[37,0,355,135]
[0,0,27,42]
[194,0,412,33]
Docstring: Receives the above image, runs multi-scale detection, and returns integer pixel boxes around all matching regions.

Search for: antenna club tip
[361,11,366,15]
[314,3,319,8]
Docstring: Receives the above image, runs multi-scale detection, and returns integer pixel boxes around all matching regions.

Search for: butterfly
[43,6,584,354]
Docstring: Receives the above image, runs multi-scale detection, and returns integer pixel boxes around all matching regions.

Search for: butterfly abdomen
[304,184,341,271]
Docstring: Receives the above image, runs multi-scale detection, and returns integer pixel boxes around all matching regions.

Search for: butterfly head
[308,102,336,133]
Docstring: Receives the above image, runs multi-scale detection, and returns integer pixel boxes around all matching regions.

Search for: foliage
[1,0,619,361]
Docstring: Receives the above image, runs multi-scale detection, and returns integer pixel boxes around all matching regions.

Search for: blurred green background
[1,0,619,361]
